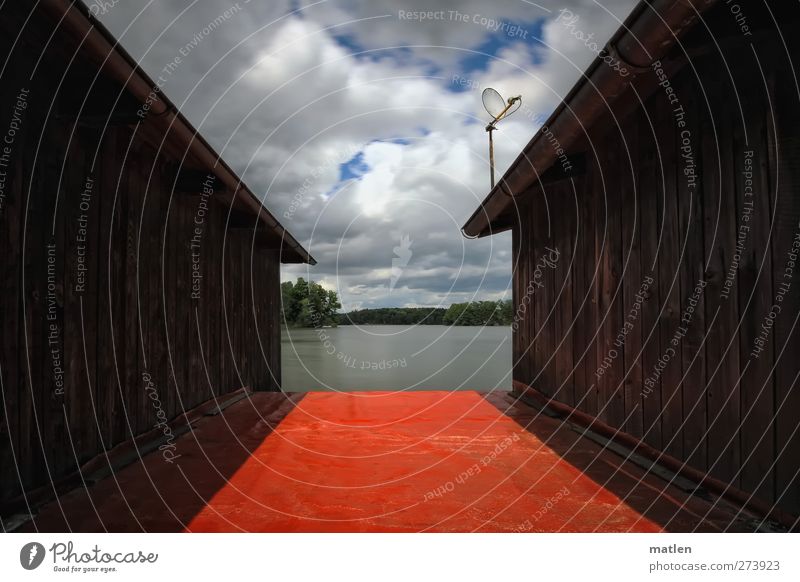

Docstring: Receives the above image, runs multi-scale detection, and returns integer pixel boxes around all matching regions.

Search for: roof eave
[39,0,315,265]
[462,0,719,238]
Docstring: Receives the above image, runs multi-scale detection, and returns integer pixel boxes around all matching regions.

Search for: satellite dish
[482,88,522,187]
[482,88,521,122]
[482,88,506,119]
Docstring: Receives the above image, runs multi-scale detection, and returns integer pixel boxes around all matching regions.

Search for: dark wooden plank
[139,141,165,433]
[0,57,28,501]
[239,231,252,389]
[768,64,800,516]
[21,73,56,493]
[596,128,625,429]
[174,191,192,413]
[187,189,205,404]
[165,163,180,420]
[110,126,131,447]
[189,183,212,399]
[638,94,664,451]
[570,174,589,413]
[125,141,145,436]
[675,76,708,471]
[223,216,240,393]
[584,160,600,417]
[249,241,263,390]
[620,108,645,439]
[253,239,271,391]
[268,249,282,390]
[553,181,574,407]
[208,204,223,395]
[654,85,685,460]
[734,67,775,503]
[700,63,742,486]
[63,125,100,467]
[515,194,531,388]
[94,125,118,454]
[220,209,228,393]
[532,188,550,396]
[238,233,248,388]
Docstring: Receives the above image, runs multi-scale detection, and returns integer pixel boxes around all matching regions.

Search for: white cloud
[97,0,637,308]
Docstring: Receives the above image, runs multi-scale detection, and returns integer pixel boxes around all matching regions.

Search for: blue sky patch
[456,18,546,76]
[339,150,370,181]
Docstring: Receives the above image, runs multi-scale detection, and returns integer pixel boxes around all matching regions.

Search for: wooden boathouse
[0,0,314,515]
[463,0,800,523]
[3,0,798,533]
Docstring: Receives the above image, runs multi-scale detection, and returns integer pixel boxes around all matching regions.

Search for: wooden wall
[512,8,800,517]
[0,5,283,506]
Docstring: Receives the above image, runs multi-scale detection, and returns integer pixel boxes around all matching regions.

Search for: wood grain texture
[0,4,288,511]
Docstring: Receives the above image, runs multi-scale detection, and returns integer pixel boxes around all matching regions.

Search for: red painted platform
[22,391,755,532]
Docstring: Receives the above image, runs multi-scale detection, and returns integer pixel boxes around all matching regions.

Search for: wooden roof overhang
[38,0,316,264]
[461,0,721,239]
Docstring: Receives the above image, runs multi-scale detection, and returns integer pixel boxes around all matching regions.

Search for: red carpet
[187,391,660,532]
[23,391,750,532]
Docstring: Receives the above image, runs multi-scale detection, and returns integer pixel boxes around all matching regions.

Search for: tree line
[441,300,512,326]
[281,278,341,327]
[281,278,513,327]
[340,307,446,325]
[339,300,513,326]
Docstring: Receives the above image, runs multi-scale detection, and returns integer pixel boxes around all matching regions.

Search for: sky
[95,0,637,311]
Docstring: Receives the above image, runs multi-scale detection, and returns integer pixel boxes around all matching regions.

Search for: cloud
[97,0,637,308]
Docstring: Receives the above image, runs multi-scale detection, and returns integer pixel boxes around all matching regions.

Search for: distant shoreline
[337,301,512,326]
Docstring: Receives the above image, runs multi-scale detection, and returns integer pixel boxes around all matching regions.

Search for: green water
[281,325,512,392]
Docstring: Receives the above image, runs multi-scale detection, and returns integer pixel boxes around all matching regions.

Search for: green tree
[280,277,341,327]
[441,300,513,326]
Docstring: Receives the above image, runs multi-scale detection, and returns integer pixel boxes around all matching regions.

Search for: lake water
[281,325,511,392]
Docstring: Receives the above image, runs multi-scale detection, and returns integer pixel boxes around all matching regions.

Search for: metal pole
[488,126,495,188]
[485,97,519,189]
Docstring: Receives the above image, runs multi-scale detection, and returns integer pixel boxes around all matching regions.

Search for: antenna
[482,88,521,188]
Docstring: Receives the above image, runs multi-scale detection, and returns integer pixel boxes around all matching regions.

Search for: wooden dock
[20,391,765,532]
